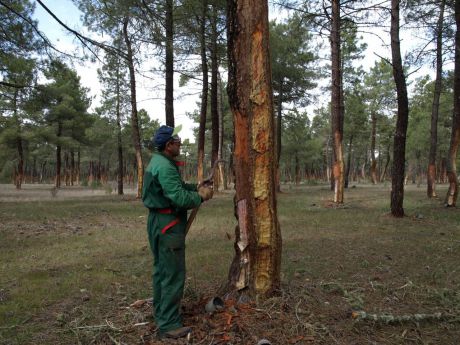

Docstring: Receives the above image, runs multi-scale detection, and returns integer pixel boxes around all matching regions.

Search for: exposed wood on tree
[445,0,460,207]
[390,0,410,217]
[226,0,282,298]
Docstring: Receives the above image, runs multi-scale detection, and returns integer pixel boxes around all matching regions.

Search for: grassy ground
[0,183,459,344]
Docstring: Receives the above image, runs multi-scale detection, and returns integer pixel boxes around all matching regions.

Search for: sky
[34,0,201,141]
[32,0,444,142]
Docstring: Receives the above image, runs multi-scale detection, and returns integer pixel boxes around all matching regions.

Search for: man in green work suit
[142,125,213,339]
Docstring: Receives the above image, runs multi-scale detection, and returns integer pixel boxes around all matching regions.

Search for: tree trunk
[197,0,208,183]
[77,149,80,185]
[13,91,24,190]
[390,0,410,217]
[345,134,353,188]
[428,0,446,198]
[445,0,460,207]
[275,79,283,193]
[380,141,391,182]
[123,17,144,198]
[226,0,281,298]
[330,0,344,203]
[218,72,226,190]
[165,0,174,126]
[70,151,75,186]
[211,2,220,191]
[115,58,124,195]
[370,112,378,184]
[55,122,62,188]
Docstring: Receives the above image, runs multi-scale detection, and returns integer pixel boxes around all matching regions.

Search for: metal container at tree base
[204,296,224,313]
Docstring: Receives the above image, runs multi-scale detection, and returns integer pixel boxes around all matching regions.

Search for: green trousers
[147,210,187,334]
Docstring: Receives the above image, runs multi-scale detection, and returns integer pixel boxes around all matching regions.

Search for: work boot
[162,326,192,339]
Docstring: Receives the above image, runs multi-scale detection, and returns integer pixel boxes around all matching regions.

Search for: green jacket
[142,153,201,211]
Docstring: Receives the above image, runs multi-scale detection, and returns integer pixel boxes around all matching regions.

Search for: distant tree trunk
[428,0,446,198]
[390,0,409,217]
[331,0,344,203]
[217,72,226,190]
[211,2,220,190]
[380,141,391,181]
[370,112,378,184]
[197,0,208,183]
[445,0,460,207]
[55,122,62,188]
[295,152,300,185]
[64,151,70,186]
[276,79,284,193]
[116,68,124,195]
[13,95,24,189]
[70,151,75,186]
[77,149,80,185]
[123,17,144,198]
[226,0,282,298]
[345,134,353,188]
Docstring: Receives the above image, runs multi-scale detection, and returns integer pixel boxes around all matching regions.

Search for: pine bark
[370,112,378,184]
[390,0,410,217]
[123,17,144,198]
[197,0,208,183]
[331,0,344,203]
[116,65,124,195]
[226,0,281,298]
[13,90,23,190]
[428,0,446,198]
[445,0,460,207]
[211,3,220,190]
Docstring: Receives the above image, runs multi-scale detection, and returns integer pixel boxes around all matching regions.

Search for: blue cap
[153,125,182,150]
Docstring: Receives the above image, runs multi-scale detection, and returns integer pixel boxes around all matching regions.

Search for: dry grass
[0,183,459,344]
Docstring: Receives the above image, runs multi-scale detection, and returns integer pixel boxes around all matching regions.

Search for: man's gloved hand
[198,186,213,201]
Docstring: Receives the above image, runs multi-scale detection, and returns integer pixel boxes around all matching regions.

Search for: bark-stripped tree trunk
[211,2,220,190]
[197,0,208,183]
[123,17,144,198]
[226,0,281,298]
[428,0,446,198]
[445,0,460,207]
[390,0,410,217]
[370,112,378,184]
[165,0,174,127]
[331,0,344,203]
